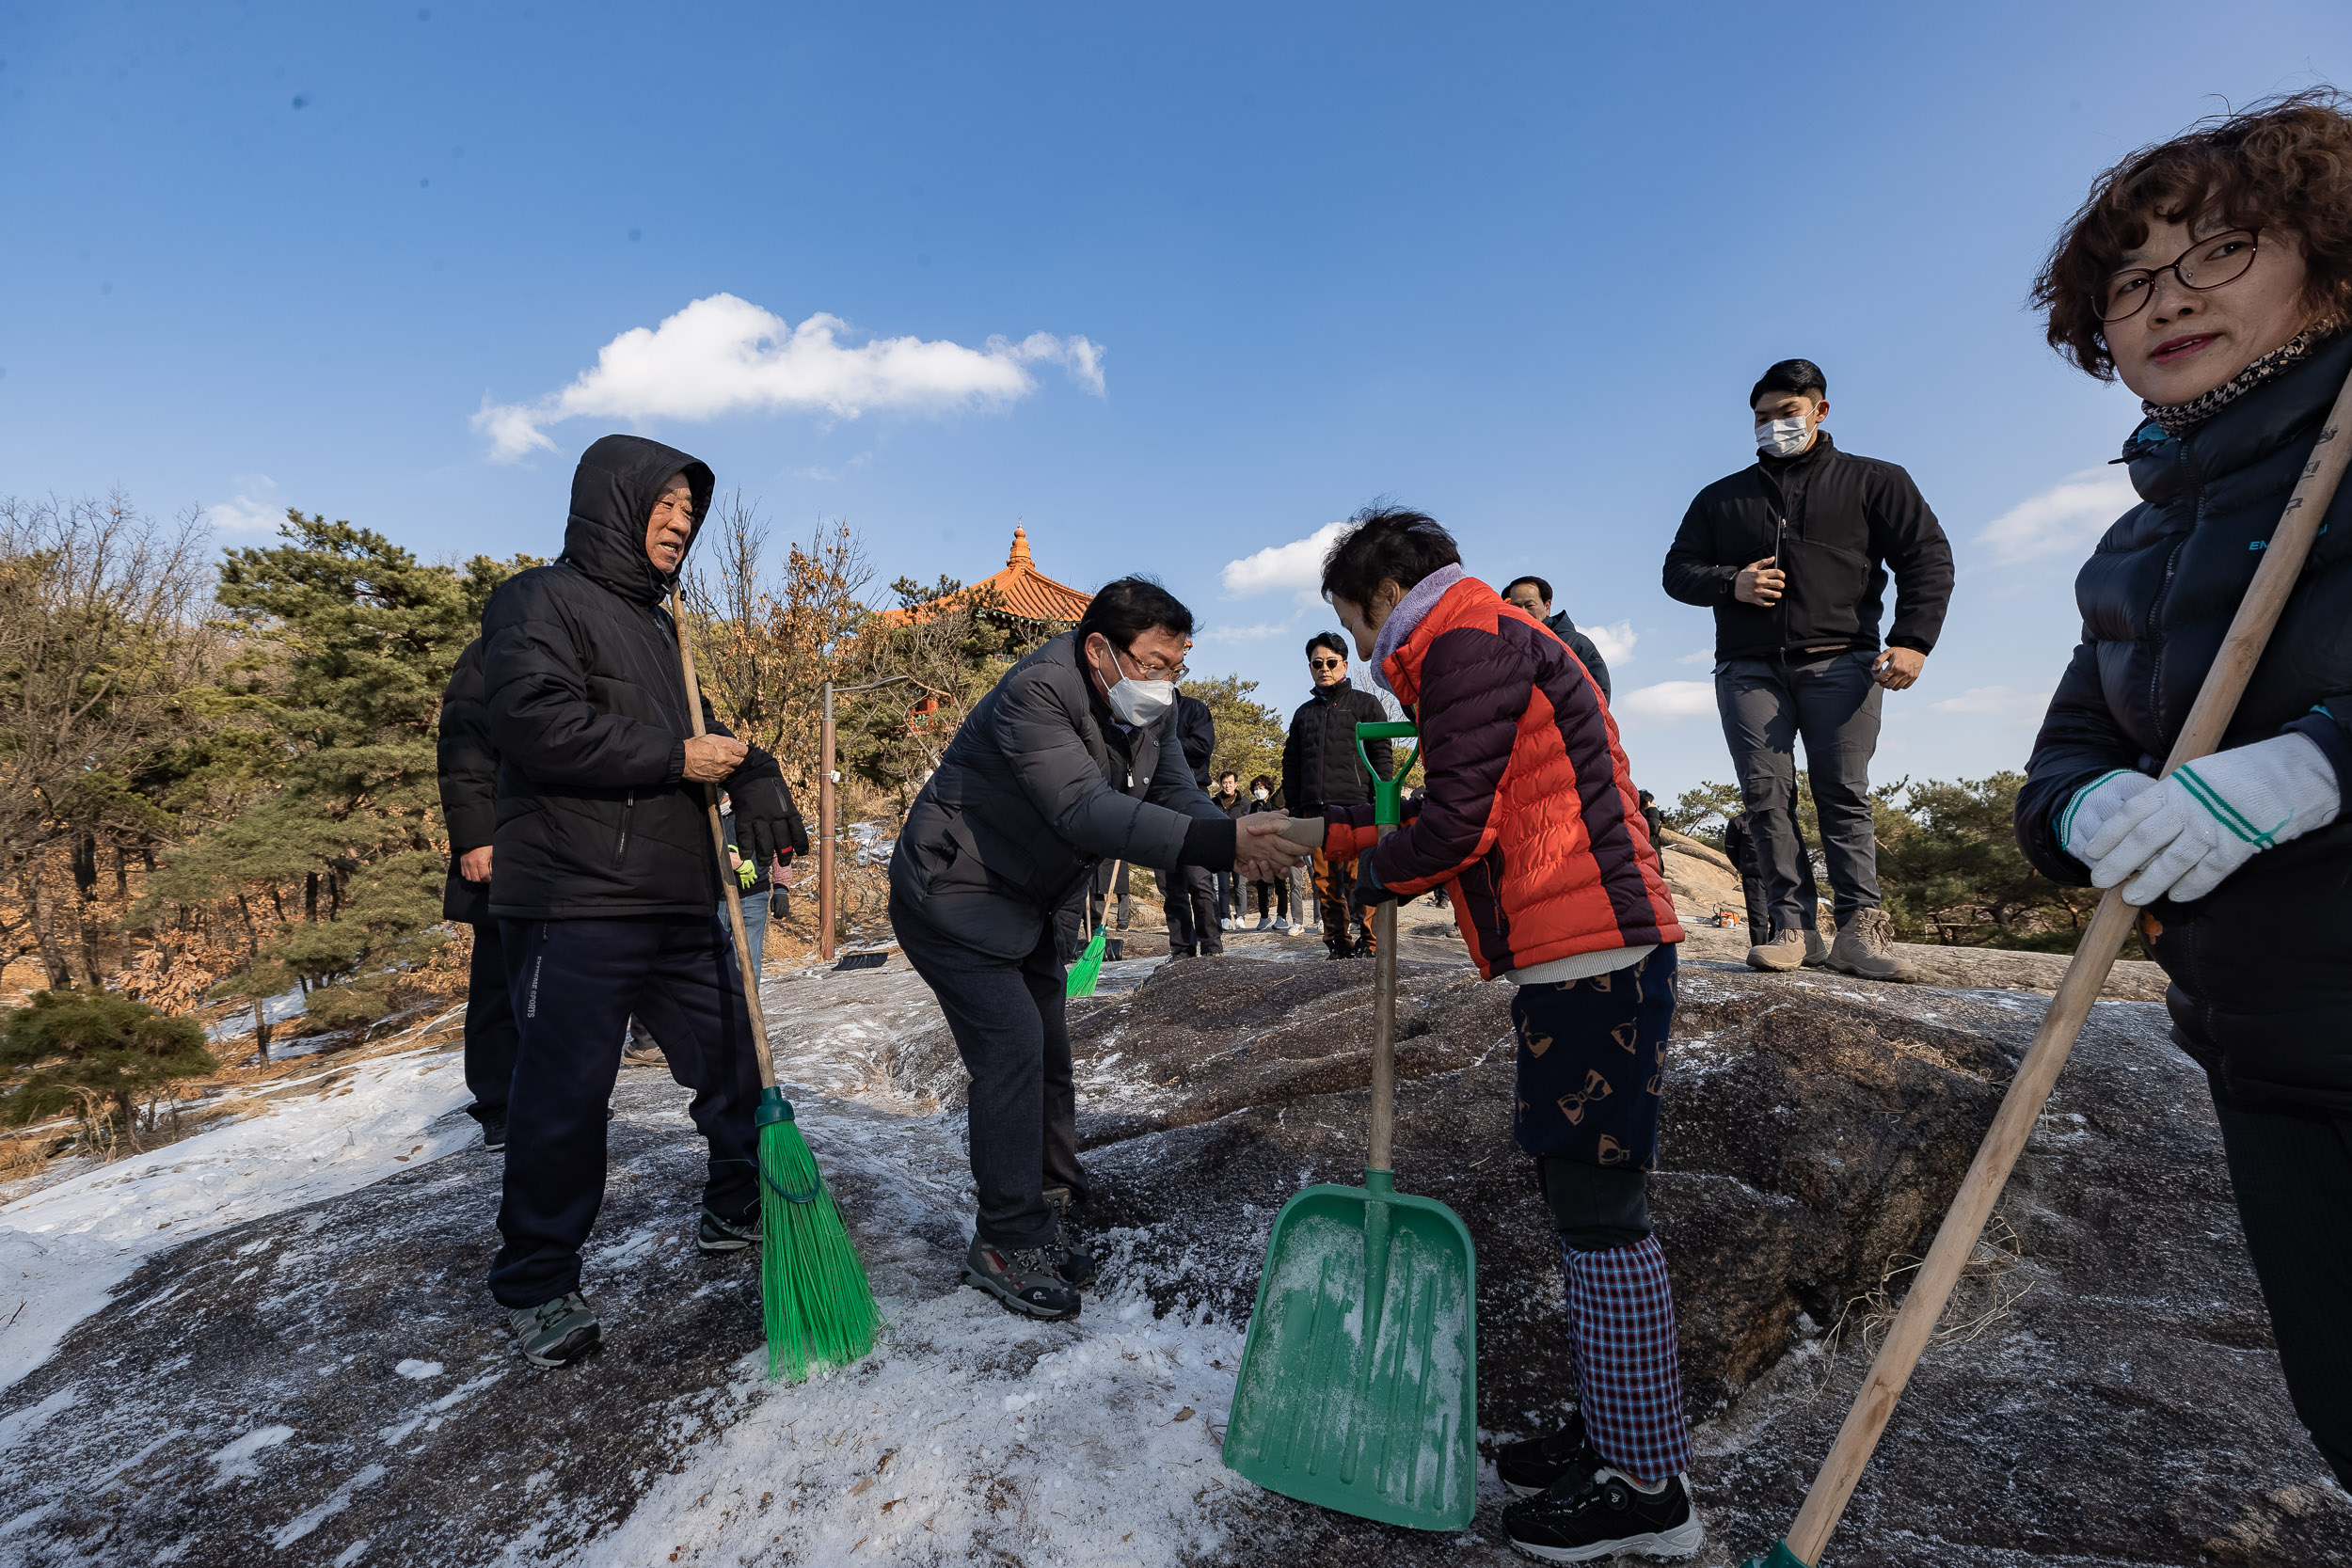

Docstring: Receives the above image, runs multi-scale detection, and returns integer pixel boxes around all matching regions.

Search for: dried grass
[1812,1214,2036,1394]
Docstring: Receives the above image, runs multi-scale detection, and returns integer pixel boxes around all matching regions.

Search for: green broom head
[1065,926,1108,998]
[755,1086,882,1382]
[1739,1543,1812,1568]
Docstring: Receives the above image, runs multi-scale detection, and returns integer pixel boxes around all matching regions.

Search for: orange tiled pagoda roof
[878,525,1091,627]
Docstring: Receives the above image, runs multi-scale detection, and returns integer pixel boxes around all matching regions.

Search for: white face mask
[1755,416,1811,457]
[1100,642,1176,727]
[1252,787,1269,801]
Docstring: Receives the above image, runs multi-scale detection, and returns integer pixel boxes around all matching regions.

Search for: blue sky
[3,2,2345,804]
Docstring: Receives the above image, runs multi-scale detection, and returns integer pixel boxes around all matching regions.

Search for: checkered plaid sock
[1560,1234,1692,1483]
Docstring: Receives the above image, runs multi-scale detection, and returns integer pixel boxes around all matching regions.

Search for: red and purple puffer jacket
[1323,575,1681,978]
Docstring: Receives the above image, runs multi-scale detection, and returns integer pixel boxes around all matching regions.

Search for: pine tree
[0,987,214,1130]
[142,514,533,1038]
[1183,673,1289,789]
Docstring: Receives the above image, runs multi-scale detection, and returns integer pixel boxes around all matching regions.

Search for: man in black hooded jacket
[479,434,803,1368]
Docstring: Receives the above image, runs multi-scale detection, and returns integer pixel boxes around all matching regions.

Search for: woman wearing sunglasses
[2016,90,2352,1489]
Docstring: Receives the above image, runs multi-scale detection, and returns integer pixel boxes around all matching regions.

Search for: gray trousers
[1716,649,1883,931]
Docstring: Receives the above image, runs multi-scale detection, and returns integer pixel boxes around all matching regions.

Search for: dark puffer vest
[2016,330,2352,1113]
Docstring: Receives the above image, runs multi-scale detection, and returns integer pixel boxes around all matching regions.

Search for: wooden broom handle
[1782,361,2352,1566]
[670,587,780,1093]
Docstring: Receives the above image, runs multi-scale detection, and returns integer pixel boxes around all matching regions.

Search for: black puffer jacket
[1663,433,1955,660]
[889,631,1236,960]
[2017,330,2352,1113]
[1281,682,1393,814]
[1173,692,1216,790]
[437,639,498,925]
[482,435,785,921]
[1543,610,1613,703]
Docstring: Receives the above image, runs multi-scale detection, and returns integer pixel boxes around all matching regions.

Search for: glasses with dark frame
[2101,229,2261,323]
[1309,656,1345,671]
[1113,642,1187,683]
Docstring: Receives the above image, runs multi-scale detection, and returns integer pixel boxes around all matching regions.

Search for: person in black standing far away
[1208,769,1247,930]
[437,636,517,1151]
[1160,686,1224,957]
[480,434,803,1369]
[1662,357,1953,983]
[1502,575,1613,703]
[1282,631,1392,958]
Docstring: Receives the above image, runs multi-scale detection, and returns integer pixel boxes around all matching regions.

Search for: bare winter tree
[0,494,216,987]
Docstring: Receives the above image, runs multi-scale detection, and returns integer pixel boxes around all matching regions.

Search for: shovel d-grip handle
[1354,721,1420,828]
[1354,721,1416,1175]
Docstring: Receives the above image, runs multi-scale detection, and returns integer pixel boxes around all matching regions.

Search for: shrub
[0,988,215,1129]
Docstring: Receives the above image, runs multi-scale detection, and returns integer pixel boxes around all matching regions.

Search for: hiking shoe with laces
[1827,909,1922,983]
[963,1234,1081,1320]
[1272,915,1292,933]
[1042,1186,1097,1289]
[479,1115,507,1153]
[1744,926,1804,972]
[1496,1410,1593,1497]
[697,1204,761,1254]
[1803,927,1830,967]
[1502,1466,1704,1561]
[506,1291,600,1368]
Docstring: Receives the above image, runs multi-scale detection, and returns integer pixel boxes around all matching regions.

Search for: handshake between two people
[1232,813,1327,883]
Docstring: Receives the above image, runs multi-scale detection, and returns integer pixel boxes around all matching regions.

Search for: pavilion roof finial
[1009,523,1031,568]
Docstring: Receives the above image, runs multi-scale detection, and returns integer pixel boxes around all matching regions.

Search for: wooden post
[818,680,836,962]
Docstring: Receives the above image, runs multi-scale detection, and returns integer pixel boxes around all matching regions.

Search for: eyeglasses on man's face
[2101,229,2261,323]
[1114,643,1187,683]
[1309,657,1345,671]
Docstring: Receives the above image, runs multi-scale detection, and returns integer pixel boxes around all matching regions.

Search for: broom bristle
[759,1118,882,1382]
[1065,929,1107,998]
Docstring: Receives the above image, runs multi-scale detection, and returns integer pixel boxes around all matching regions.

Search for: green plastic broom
[673,590,882,1382]
[1065,858,1121,998]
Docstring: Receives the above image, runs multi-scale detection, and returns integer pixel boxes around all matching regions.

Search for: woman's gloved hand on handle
[2073,733,2341,905]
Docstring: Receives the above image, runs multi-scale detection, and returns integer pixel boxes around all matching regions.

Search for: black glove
[1356,847,1408,906]
[732,774,805,869]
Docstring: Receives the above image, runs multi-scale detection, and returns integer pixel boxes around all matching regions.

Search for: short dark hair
[1078,576,1194,652]
[1750,359,1827,406]
[2034,89,2352,381]
[1503,575,1552,605]
[1319,504,1462,610]
[1306,631,1348,660]
[1249,773,1276,792]
[1218,769,1237,782]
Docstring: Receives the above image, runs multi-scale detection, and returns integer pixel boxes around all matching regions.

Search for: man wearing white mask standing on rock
[887,578,1312,1322]
[1663,358,1955,982]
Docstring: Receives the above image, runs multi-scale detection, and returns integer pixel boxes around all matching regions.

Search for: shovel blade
[1221,1180,1477,1530]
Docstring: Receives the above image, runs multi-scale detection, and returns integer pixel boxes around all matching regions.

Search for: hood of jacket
[562,435,716,607]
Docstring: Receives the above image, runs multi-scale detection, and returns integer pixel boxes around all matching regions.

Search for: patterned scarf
[2140,326,2336,437]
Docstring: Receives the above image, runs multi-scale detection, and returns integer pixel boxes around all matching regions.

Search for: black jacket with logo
[481,434,786,921]
[2015,331,2352,1114]
[1663,433,1955,660]
[1282,682,1393,814]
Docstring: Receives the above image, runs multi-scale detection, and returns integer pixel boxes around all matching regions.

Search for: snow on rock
[0,1045,476,1393]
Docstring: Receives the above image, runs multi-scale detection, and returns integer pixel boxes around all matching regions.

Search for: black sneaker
[697,1205,760,1253]
[962,1234,1080,1321]
[1043,1186,1097,1289]
[480,1116,507,1153]
[505,1291,600,1368]
[1502,1466,1704,1562]
[1496,1410,1592,1497]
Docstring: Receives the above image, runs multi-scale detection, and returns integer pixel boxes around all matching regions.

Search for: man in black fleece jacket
[478,434,803,1368]
[1663,358,1953,982]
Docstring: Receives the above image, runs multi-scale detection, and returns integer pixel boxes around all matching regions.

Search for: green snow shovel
[1222,721,1477,1531]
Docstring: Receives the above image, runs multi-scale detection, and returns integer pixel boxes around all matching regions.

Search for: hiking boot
[506,1291,600,1368]
[1042,1185,1097,1289]
[1826,909,1922,983]
[963,1234,1081,1321]
[1502,1466,1704,1561]
[1803,927,1830,968]
[1351,934,1375,959]
[1744,927,1805,972]
[1326,942,1353,960]
[697,1204,761,1254]
[1496,1410,1593,1497]
[480,1115,507,1153]
[1272,915,1292,933]
[1253,916,1272,931]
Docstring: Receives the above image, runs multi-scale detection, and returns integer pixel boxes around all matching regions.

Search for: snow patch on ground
[0,1045,475,1392]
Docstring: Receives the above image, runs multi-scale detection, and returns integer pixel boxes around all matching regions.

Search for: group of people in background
[420,91,2352,1561]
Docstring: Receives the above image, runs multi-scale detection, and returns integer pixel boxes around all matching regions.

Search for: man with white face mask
[1662,358,1955,981]
[888,577,1311,1321]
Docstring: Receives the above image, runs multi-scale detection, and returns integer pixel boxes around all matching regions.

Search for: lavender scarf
[1368,564,1468,693]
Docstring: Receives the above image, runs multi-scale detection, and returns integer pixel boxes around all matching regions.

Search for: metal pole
[819,681,836,962]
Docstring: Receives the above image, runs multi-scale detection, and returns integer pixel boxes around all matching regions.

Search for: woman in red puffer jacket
[1298,505,1698,1562]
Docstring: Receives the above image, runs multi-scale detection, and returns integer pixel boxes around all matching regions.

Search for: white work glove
[2058,769,2158,864]
[2079,732,2342,905]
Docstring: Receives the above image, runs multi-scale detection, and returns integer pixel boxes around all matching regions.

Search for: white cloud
[1219,522,1347,597]
[1977,468,2138,566]
[1584,619,1637,670]
[1677,648,1712,667]
[1930,685,2054,722]
[473,293,1107,461]
[201,475,285,532]
[1614,680,1718,723]
[1196,620,1302,643]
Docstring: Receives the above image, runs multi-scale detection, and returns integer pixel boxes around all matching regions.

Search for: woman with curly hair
[2017,89,2352,1487]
